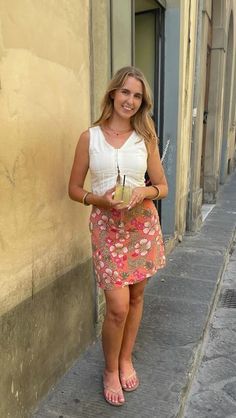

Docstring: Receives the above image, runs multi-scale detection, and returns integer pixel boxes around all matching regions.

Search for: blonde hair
[94,66,158,150]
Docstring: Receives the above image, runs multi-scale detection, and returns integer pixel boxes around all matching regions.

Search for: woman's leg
[102,286,130,404]
[119,279,147,389]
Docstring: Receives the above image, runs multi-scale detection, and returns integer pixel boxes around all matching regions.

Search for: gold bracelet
[82,191,91,206]
[152,185,160,200]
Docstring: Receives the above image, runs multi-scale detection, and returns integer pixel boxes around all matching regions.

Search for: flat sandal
[103,378,125,406]
[120,369,139,392]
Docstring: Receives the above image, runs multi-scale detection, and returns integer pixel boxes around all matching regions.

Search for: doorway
[134,0,165,217]
[200,43,212,195]
[134,1,165,142]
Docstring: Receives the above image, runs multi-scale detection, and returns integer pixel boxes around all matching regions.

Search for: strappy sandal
[103,380,125,406]
[120,369,139,392]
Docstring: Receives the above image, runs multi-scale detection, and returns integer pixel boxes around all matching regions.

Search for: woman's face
[111,76,143,120]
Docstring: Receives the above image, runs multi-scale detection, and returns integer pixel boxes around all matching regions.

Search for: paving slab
[145,275,216,302]
[168,248,225,267]
[183,238,236,418]
[160,259,223,281]
[32,172,236,418]
[183,390,236,418]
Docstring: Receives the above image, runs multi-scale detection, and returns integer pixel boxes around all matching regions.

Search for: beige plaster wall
[192,6,211,191]
[0,2,113,415]
[90,0,111,122]
[90,0,111,334]
[175,0,198,234]
[203,0,226,198]
[185,3,211,232]
[111,0,133,73]
[226,0,236,171]
[0,0,91,313]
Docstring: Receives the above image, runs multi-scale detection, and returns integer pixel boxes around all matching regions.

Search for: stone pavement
[182,238,236,418]
[32,171,236,418]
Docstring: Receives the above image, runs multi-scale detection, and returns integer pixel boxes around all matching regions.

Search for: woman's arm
[127,140,168,210]
[68,130,90,203]
[68,130,122,208]
[146,140,168,200]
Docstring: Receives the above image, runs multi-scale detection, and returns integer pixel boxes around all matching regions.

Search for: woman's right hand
[100,186,125,209]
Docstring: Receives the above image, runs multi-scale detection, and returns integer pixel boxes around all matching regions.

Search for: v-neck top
[89,126,148,196]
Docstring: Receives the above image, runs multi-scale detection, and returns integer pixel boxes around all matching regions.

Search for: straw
[121,174,126,200]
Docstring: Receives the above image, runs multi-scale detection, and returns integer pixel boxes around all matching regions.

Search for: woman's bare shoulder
[79,125,99,141]
[74,129,90,154]
[78,129,90,145]
[79,129,90,141]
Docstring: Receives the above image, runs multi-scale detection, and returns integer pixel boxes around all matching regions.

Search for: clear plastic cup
[113,184,132,208]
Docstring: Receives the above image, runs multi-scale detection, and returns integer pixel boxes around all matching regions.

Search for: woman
[68,66,168,406]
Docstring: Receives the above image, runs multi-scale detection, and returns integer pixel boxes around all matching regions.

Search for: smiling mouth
[122,105,133,111]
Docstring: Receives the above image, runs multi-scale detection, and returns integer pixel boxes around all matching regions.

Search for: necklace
[106,125,132,136]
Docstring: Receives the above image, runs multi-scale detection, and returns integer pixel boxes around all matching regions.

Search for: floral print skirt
[89,199,166,290]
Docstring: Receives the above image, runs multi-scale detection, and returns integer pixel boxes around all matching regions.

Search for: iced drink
[113,185,132,207]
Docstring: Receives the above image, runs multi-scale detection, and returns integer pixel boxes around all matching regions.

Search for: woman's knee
[106,304,129,325]
[130,292,144,307]
[104,288,130,325]
[129,284,146,307]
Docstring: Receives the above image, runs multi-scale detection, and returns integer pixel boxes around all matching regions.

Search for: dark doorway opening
[134,0,165,216]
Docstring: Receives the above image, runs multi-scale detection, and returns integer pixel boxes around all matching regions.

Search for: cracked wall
[0,1,97,417]
[0,0,92,314]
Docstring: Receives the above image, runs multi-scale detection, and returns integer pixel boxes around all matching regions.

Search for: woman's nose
[127,94,134,104]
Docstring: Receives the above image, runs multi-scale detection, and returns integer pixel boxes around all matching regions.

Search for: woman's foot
[103,370,125,406]
[119,361,139,392]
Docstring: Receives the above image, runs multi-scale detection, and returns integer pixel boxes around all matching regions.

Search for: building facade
[0,0,235,416]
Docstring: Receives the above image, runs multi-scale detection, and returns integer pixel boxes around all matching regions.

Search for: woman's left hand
[128,187,147,210]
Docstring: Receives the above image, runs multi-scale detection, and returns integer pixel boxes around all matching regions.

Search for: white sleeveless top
[89,126,148,196]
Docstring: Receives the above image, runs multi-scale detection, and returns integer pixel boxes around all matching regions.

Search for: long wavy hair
[93,66,158,150]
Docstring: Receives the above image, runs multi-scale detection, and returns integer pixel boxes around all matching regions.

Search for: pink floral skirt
[89,199,166,290]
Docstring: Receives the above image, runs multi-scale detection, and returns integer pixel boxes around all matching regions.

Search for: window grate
[219,289,236,308]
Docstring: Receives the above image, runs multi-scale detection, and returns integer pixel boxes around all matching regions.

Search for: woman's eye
[121,90,129,95]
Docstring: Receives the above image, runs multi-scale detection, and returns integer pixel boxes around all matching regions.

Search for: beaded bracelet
[82,191,91,206]
[152,185,160,200]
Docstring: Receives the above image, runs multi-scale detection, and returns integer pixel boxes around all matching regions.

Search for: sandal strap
[103,385,123,395]
[120,369,136,381]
